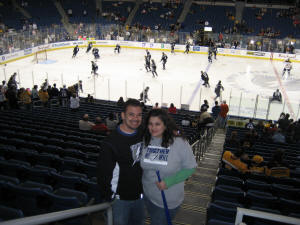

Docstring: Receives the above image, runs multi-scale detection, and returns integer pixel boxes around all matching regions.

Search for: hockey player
[212,45,217,59]
[72,45,79,58]
[86,42,93,53]
[201,71,210,88]
[171,42,175,54]
[41,79,49,91]
[282,58,292,78]
[92,48,100,61]
[271,89,282,102]
[214,80,224,100]
[184,42,190,54]
[160,52,168,70]
[146,49,151,61]
[139,86,150,103]
[114,44,121,54]
[151,59,158,77]
[145,56,151,72]
[91,61,98,76]
[208,51,212,63]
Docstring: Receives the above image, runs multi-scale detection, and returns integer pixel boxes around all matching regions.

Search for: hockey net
[32,50,47,63]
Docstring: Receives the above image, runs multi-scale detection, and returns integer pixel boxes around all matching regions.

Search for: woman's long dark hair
[144,109,182,148]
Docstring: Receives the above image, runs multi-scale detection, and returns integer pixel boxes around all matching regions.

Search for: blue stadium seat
[216,175,244,189]
[245,179,271,192]
[0,204,24,221]
[212,185,245,204]
[271,183,300,200]
[246,190,277,209]
[207,202,237,223]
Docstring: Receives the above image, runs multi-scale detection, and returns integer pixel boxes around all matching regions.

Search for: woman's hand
[156,181,167,190]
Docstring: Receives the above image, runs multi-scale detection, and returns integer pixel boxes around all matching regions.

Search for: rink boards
[1,39,300,65]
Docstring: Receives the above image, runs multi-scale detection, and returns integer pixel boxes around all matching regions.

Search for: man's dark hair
[215,101,218,105]
[123,98,142,112]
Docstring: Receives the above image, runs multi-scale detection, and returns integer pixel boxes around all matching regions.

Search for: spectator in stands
[272,128,286,143]
[181,114,191,127]
[92,117,109,135]
[200,100,209,112]
[211,101,221,121]
[153,102,160,109]
[47,85,52,99]
[117,96,125,107]
[271,89,282,102]
[50,83,59,99]
[139,108,196,225]
[70,93,80,111]
[31,85,39,101]
[240,132,255,149]
[218,100,229,128]
[97,99,144,225]
[79,114,95,131]
[85,94,94,103]
[294,119,300,143]
[198,106,214,128]
[168,103,176,114]
[249,155,265,174]
[19,87,31,110]
[0,85,5,110]
[222,149,249,173]
[105,112,119,131]
[255,120,264,133]
[278,113,290,133]
[226,131,240,149]
[38,88,49,107]
[267,149,288,169]
[6,86,18,109]
[59,85,69,107]
[245,119,255,129]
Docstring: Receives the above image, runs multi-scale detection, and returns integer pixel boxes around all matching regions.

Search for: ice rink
[1,46,299,120]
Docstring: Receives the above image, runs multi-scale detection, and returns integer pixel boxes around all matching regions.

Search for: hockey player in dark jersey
[160,52,168,70]
[171,42,175,54]
[184,42,190,54]
[114,44,121,54]
[86,42,93,53]
[7,72,18,89]
[214,80,224,100]
[212,45,217,59]
[146,49,151,61]
[145,56,151,72]
[201,71,210,88]
[72,45,79,58]
[41,78,49,91]
[151,59,158,77]
[91,61,98,76]
[139,86,150,103]
[92,48,100,61]
[208,51,212,63]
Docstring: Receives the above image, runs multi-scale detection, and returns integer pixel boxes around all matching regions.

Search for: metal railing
[0,202,112,225]
[235,207,300,225]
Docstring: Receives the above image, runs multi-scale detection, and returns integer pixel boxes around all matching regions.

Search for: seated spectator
[226,131,240,149]
[38,88,49,107]
[245,119,255,129]
[92,117,109,134]
[153,102,160,109]
[266,149,289,177]
[79,114,95,131]
[255,120,264,133]
[19,87,31,110]
[200,100,209,111]
[181,114,191,127]
[249,155,265,174]
[272,128,286,143]
[168,103,176,114]
[31,85,39,101]
[51,83,59,99]
[105,112,119,131]
[198,106,214,127]
[85,94,94,103]
[278,113,290,133]
[70,93,80,111]
[271,89,282,102]
[117,96,125,106]
[222,149,249,173]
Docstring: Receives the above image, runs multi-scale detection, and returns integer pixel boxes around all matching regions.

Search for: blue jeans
[144,195,180,225]
[112,198,145,225]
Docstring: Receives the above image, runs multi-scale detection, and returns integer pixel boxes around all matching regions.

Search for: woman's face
[148,116,166,138]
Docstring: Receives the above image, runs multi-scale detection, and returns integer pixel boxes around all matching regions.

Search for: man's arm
[97,141,116,201]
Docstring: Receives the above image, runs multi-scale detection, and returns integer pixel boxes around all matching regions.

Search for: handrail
[0,202,112,225]
[235,207,300,225]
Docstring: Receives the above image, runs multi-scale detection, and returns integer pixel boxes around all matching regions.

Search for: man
[97,99,144,225]
[79,114,95,130]
[211,101,221,120]
[219,100,229,128]
[200,100,209,112]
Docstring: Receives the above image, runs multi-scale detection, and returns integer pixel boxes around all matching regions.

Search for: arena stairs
[91,129,225,225]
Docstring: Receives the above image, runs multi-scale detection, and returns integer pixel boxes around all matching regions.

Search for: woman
[137,109,197,225]
[70,93,80,111]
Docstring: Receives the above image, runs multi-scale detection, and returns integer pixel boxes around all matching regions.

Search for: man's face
[121,106,142,133]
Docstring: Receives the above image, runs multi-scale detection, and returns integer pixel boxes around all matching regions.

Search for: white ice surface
[1,47,299,120]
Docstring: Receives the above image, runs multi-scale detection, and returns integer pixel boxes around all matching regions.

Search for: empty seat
[212,185,244,204]
[245,179,271,192]
[0,204,24,221]
[246,190,277,209]
[0,174,19,185]
[216,175,243,189]
[271,183,300,200]
[207,202,237,223]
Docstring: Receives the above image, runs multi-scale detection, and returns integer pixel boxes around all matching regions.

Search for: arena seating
[207,126,300,224]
